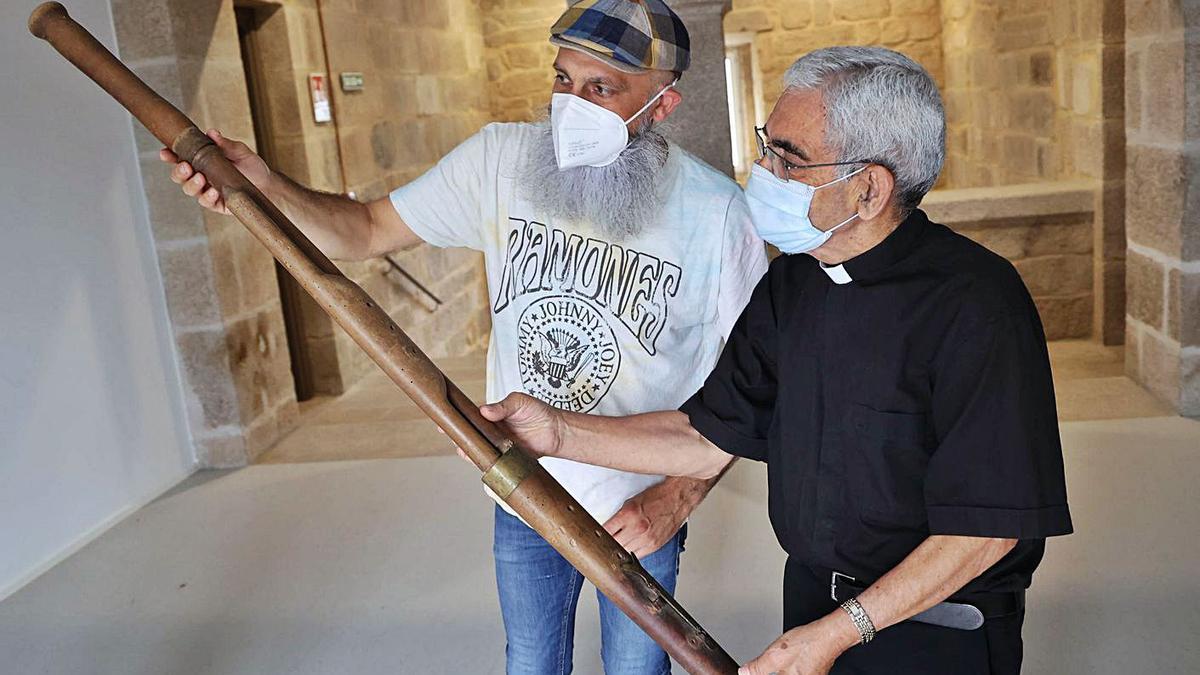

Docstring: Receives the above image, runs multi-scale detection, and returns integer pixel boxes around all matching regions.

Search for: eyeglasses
[755,126,869,181]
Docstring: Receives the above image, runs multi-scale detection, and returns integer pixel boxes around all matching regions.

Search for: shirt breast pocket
[845,403,932,526]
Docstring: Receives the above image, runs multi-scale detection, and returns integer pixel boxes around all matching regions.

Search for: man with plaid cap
[160,1,766,672]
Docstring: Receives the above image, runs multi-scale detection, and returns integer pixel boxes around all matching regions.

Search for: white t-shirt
[391,122,767,523]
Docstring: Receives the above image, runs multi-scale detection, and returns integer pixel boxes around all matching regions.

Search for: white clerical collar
[820,262,853,285]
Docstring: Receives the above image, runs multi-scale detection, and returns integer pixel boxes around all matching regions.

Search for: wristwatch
[840,597,877,645]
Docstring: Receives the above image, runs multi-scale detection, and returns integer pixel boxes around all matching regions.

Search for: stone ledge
[922,179,1098,225]
[669,0,734,11]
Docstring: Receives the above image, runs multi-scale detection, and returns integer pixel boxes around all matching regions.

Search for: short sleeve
[389,124,496,250]
[680,269,778,461]
[924,292,1073,540]
[715,193,769,340]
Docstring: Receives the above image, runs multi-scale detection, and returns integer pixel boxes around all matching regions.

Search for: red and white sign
[309,73,332,124]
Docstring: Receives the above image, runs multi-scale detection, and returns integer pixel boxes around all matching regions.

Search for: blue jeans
[493,504,686,675]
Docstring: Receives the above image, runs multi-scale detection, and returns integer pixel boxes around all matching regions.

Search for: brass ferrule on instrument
[482,443,535,499]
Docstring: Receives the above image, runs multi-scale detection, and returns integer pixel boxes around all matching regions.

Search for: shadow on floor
[259,341,1173,466]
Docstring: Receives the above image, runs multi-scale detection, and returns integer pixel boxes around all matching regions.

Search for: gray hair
[783,46,945,213]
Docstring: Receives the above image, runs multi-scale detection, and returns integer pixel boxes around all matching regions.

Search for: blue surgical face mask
[744,163,867,254]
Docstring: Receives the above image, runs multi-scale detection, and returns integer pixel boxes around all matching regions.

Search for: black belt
[823,568,1025,631]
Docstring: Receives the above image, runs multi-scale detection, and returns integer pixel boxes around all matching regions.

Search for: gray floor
[1,416,1198,674]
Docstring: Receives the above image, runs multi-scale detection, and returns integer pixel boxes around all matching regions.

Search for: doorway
[235,1,318,401]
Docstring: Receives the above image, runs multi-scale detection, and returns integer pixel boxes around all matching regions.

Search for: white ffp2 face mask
[744,163,866,254]
[550,82,675,170]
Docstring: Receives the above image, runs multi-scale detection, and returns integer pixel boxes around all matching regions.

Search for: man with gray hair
[479,46,1073,674]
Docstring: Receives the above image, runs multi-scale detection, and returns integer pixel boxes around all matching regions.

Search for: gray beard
[517,119,670,241]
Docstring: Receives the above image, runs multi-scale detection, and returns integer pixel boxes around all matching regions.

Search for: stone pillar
[111,0,291,467]
[664,0,735,177]
[1094,1,1128,346]
[1124,0,1200,417]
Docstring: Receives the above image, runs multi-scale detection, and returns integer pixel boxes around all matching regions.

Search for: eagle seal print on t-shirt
[494,218,681,412]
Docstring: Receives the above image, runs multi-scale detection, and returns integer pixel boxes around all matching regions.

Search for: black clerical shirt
[680,209,1073,595]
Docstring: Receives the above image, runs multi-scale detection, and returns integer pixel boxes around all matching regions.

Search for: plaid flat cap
[550,0,691,74]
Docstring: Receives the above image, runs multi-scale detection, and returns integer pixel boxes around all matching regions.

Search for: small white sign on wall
[340,72,365,92]
[309,73,332,124]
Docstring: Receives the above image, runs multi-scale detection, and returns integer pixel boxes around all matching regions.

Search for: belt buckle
[831,571,856,601]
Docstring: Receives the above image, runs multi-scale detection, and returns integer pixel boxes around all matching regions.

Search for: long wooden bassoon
[28,3,739,673]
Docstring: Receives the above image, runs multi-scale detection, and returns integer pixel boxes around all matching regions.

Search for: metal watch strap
[840,597,877,645]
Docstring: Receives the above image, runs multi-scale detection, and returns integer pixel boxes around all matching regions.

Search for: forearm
[816,535,1019,650]
[677,455,736,501]
[553,410,733,480]
[261,171,380,261]
[657,457,736,510]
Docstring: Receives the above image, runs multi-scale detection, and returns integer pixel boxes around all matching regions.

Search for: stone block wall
[724,0,946,115]
[113,0,299,466]
[239,1,346,397]
[317,0,492,385]
[725,1,1126,344]
[939,0,1122,189]
[1123,0,1200,416]
[112,0,494,467]
[318,0,490,198]
[109,0,1193,465]
[723,0,1121,191]
[482,0,562,122]
[248,3,343,193]
[923,181,1098,340]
